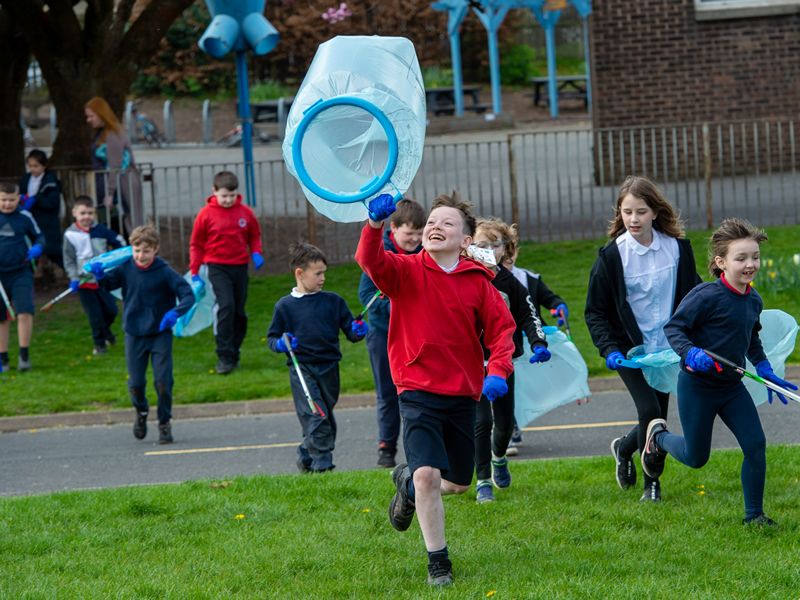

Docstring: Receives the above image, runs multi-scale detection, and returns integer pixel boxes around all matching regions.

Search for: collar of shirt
[291,287,320,298]
[621,229,662,256]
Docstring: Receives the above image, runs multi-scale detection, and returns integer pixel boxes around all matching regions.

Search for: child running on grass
[643,218,798,526]
[63,195,126,355]
[267,242,368,473]
[585,175,701,502]
[0,181,45,372]
[358,198,425,468]
[356,192,515,586]
[471,217,549,504]
[91,226,194,444]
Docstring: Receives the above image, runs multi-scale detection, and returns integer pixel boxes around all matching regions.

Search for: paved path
[2,388,799,497]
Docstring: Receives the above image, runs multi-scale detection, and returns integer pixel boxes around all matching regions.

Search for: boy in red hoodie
[355,191,515,586]
[189,171,264,374]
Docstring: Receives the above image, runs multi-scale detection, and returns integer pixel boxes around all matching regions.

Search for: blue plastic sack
[282,36,426,223]
[174,266,216,338]
[626,309,798,402]
[514,327,591,427]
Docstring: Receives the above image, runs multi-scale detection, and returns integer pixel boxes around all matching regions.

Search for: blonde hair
[608,175,684,239]
[85,97,123,143]
[708,218,767,278]
[475,217,519,265]
[129,225,160,248]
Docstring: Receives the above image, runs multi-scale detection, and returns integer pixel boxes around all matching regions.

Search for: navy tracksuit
[267,291,364,471]
[0,207,45,319]
[101,257,194,424]
[661,277,769,519]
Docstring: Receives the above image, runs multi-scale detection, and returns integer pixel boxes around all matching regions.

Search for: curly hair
[475,217,519,265]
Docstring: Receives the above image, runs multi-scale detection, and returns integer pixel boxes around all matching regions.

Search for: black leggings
[474,373,515,481]
[617,367,669,486]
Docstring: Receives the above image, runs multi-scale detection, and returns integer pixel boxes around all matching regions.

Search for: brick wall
[590,1,800,128]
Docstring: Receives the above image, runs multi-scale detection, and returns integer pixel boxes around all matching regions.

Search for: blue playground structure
[431,0,592,118]
[198,0,280,207]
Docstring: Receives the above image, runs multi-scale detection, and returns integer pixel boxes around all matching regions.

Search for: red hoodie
[189,194,263,274]
[355,223,515,401]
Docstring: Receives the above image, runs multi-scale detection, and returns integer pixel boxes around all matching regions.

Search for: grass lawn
[1,447,799,597]
[2,225,798,417]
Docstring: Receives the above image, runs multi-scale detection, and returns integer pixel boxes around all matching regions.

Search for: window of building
[695,0,800,20]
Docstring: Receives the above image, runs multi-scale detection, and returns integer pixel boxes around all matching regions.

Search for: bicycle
[216,122,274,147]
[130,101,166,147]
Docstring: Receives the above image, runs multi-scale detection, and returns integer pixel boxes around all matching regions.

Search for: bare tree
[0,0,195,169]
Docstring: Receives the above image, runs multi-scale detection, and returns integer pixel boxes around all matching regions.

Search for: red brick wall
[590,1,800,128]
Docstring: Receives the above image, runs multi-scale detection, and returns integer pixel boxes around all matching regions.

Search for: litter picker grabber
[0,279,16,321]
[704,349,800,404]
[550,306,572,341]
[355,289,382,321]
[283,333,327,418]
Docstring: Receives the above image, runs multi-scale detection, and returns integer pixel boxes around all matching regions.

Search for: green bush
[500,44,537,85]
[421,66,454,88]
[249,80,295,101]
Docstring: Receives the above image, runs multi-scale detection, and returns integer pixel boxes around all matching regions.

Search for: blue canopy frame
[431,0,592,118]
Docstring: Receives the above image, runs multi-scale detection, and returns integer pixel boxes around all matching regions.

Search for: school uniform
[63,223,125,347]
[661,275,769,519]
[0,208,45,319]
[355,223,515,485]
[267,289,364,472]
[19,171,63,267]
[101,257,193,424]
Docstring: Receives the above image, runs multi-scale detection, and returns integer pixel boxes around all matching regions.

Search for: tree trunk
[0,9,30,179]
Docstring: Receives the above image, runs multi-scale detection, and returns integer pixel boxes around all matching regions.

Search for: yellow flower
[234,514,246,520]
[768,271,777,280]
[361,508,371,513]
[698,491,706,496]
[766,259,774,267]
[696,484,705,489]
[486,592,497,598]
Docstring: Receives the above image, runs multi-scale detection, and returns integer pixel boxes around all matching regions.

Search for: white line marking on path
[523,420,637,432]
[145,442,297,456]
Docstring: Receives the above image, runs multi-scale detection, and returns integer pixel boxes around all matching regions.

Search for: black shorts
[0,268,34,320]
[399,389,477,486]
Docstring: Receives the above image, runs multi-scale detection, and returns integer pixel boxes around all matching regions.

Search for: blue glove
[252,252,264,270]
[275,333,298,353]
[554,303,568,326]
[529,344,551,364]
[351,319,368,337]
[69,280,80,293]
[685,347,715,373]
[159,309,179,332]
[367,193,396,222]
[755,360,797,405]
[605,351,624,371]
[89,262,106,280]
[26,243,43,261]
[21,194,35,211]
[191,274,205,294]
[482,375,508,402]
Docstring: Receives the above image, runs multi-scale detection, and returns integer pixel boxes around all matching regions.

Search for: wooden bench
[531,76,588,108]
[426,86,488,116]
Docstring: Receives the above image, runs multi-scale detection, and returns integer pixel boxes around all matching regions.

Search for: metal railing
[47,118,800,272]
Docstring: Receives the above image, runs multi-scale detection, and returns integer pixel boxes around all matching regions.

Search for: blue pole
[450,31,465,117]
[544,20,558,119]
[487,27,502,114]
[582,16,592,111]
[235,50,257,207]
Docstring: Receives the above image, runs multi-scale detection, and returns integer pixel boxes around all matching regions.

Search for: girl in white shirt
[585,176,701,502]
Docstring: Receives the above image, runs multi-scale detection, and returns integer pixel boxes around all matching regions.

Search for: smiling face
[390,222,423,253]
[422,206,471,263]
[72,204,96,230]
[295,260,327,294]
[715,238,760,292]
[619,193,657,246]
[132,242,158,268]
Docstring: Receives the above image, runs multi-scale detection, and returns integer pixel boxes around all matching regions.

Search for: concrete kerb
[3,365,798,433]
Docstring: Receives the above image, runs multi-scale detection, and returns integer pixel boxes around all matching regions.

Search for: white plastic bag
[174,265,216,338]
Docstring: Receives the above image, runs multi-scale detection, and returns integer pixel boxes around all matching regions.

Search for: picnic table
[251,97,294,123]
[531,76,588,108]
[425,86,489,116]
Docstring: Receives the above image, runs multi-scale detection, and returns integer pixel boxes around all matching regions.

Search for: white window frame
[694,0,800,20]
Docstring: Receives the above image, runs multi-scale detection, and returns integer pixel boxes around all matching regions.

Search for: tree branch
[119,0,195,68]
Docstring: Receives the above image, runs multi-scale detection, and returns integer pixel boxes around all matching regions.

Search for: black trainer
[641,419,668,479]
[158,422,173,444]
[377,443,397,468]
[610,437,636,490]
[743,513,777,527]
[106,333,117,347]
[215,360,236,375]
[133,412,148,440]
[388,463,415,531]
[640,480,662,502]
[427,559,453,586]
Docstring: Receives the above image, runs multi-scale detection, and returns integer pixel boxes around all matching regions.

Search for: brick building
[590,0,800,128]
